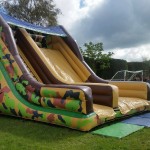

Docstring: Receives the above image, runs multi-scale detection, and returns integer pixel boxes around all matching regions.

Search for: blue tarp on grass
[138,112,150,119]
[122,116,150,127]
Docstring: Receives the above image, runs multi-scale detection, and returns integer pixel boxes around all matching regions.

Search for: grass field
[0,115,150,150]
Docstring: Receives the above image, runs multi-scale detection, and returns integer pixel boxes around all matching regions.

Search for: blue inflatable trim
[0,10,67,37]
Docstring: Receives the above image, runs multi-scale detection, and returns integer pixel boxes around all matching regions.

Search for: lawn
[0,115,150,150]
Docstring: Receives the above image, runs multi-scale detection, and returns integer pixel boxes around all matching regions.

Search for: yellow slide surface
[17,28,150,116]
[40,48,83,83]
[1,13,150,132]
[18,46,42,82]
[40,46,150,115]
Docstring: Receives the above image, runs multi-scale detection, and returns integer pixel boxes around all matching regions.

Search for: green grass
[0,115,150,150]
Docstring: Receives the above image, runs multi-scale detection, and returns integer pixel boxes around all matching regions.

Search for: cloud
[72,0,150,48]
[54,0,81,30]
[54,0,104,35]
[54,0,150,61]
[111,44,150,62]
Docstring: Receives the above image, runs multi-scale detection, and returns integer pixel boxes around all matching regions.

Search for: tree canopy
[80,42,113,73]
[1,0,61,26]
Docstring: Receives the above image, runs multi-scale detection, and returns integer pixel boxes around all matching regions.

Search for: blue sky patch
[80,0,85,8]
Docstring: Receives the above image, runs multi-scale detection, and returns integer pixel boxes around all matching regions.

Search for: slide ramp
[0,12,150,131]
[16,28,150,116]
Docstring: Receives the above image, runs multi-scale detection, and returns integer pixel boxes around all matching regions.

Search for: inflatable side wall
[0,15,100,131]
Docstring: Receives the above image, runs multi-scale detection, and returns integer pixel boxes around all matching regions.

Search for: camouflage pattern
[0,68,100,131]
[0,24,150,131]
[29,32,52,49]
[0,34,88,114]
[0,25,101,131]
[46,35,52,48]
[16,79,87,114]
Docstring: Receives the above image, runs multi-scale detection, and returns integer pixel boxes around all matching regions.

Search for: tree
[1,0,61,26]
[80,42,113,73]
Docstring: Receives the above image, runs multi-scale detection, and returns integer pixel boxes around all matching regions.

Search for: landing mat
[92,123,144,138]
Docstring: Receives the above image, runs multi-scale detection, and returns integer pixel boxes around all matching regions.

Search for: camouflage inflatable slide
[0,11,150,131]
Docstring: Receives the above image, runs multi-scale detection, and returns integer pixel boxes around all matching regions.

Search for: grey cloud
[70,0,150,50]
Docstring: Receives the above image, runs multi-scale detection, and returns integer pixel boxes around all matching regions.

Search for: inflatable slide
[0,12,150,131]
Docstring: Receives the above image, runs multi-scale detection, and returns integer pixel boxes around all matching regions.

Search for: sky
[54,0,150,62]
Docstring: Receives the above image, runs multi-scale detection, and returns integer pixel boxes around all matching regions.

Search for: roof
[0,10,67,37]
